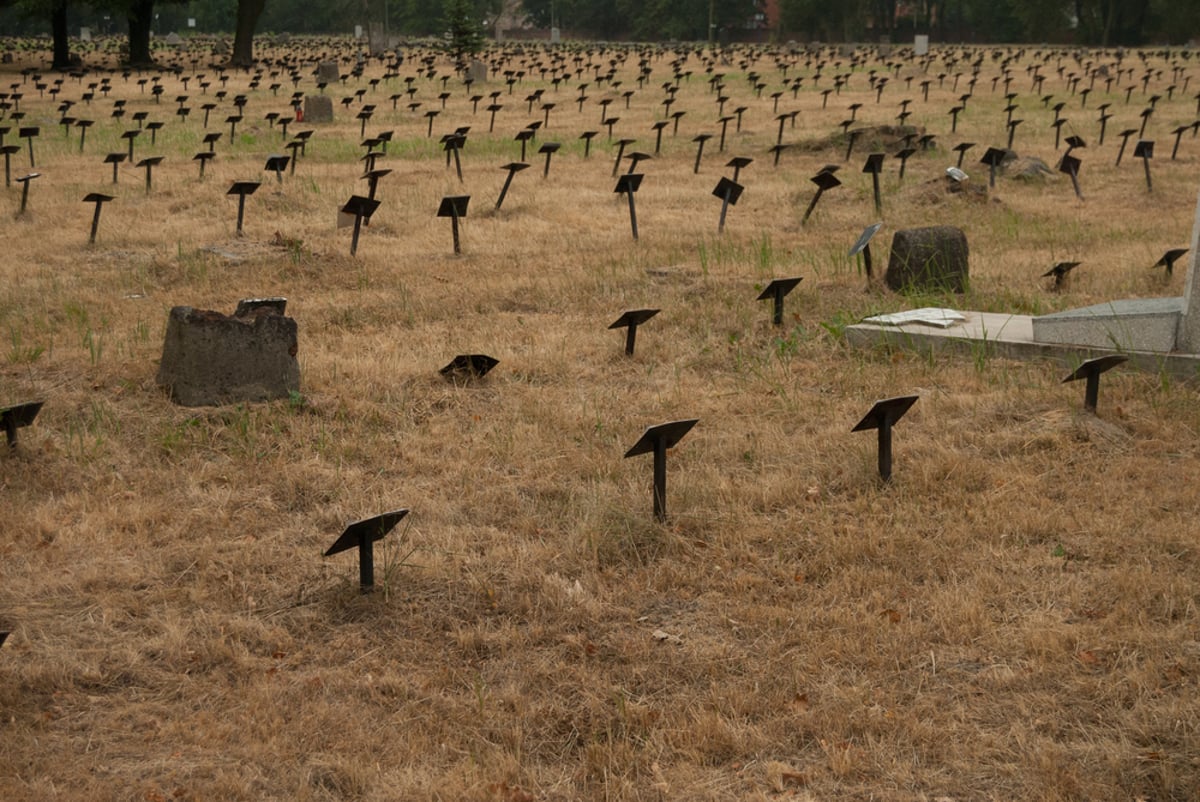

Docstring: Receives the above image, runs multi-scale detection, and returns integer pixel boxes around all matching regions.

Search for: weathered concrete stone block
[303,95,334,123]
[885,226,970,294]
[156,305,299,407]
[316,60,339,84]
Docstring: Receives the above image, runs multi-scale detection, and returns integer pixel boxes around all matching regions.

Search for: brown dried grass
[2,38,1200,801]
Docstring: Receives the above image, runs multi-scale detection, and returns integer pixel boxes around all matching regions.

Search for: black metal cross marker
[851,395,919,482]
[1134,140,1154,191]
[1062,355,1127,414]
[614,173,643,241]
[15,172,38,214]
[339,195,381,256]
[802,169,840,224]
[83,193,113,244]
[609,308,660,356]
[440,354,498,380]
[495,162,529,210]
[848,222,884,279]
[1153,248,1188,276]
[324,509,409,592]
[1043,261,1080,289]
[712,176,744,234]
[1,400,42,447]
[624,419,699,523]
[226,181,260,235]
[757,277,803,325]
[264,154,289,184]
[437,195,470,255]
[1058,153,1083,200]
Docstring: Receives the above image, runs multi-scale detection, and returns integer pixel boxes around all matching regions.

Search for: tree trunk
[51,0,71,70]
[231,0,267,68]
[127,0,156,67]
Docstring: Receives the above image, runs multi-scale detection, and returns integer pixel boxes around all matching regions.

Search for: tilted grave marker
[440,354,498,380]
[608,308,660,356]
[802,169,841,224]
[851,395,919,482]
[437,195,470,255]
[1062,355,1127,414]
[226,181,260,235]
[324,509,410,593]
[1042,261,1080,289]
[1,400,43,448]
[339,195,381,256]
[849,222,884,280]
[757,277,803,326]
[614,172,644,241]
[624,418,699,523]
[83,192,113,244]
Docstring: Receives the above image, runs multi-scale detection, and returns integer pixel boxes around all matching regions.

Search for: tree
[126,0,156,65]
[444,0,484,60]
[230,0,266,67]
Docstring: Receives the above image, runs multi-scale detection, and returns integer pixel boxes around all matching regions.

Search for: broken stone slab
[303,95,334,123]
[1032,298,1182,352]
[156,304,299,407]
[885,226,969,294]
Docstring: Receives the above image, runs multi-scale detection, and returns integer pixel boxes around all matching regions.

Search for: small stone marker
[325,509,409,593]
[1062,355,1127,413]
[885,226,969,293]
[83,192,113,244]
[316,61,339,85]
[609,308,660,356]
[851,395,919,482]
[757,277,803,326]
[156,304,300,407]
[440,354,498,380]
[303,95,334,123]
[437,195,470,254]
[1,400,43,448]
[624,418,699,523]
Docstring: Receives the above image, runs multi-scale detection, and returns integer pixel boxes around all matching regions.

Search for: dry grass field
[2,34,1200,801]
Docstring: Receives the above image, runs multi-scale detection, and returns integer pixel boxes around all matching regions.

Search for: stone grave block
[317,61,339,84]
[885,226,969,293]
[156,304,299,407]
[303,95,334,123]
[468,60,488,84]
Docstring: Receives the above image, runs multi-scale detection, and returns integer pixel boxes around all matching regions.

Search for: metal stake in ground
[712,176,744,234]
[1115,129,1137,166]
[623,419,699,523]
[611,137,635,177]
[1057,153,1083,200]
[802,169,841,224]
[18,126,37,167]
[614,173,643,241]
[757,277,803,325]
[324,509,409,593]
[440,354,499,382]
[495,162,529,210]
[862,152,884,214]
[1152,248,1188,276]
[538,142,560,177]
[1,400,42,448]
[1134,140,1154,191]
[726,156,752,182]
[83,193,113,244]
[692,133,712,173]
[608,308,660,356]
[437,195,470,255]
[264,154,289,184]
[848,222,884,280]
[1062,355,1127,414]
[1042,261,1080,289]
[851,394,919,482]
[226,181,260,236]
[980,147,1007,189]
[136,156,162,194]
[339,195,382,256]
[953,142,974,168]
[0,144,18,186]
[15,172,39,215]
[580,130,598,157]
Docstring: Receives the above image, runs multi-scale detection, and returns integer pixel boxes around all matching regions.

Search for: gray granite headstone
[156,305,299,407]
[468,60,488,84]
[303,95,334,122]
[885,226,970,294]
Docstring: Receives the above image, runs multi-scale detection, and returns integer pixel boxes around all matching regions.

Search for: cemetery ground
[1,38,1200,800]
